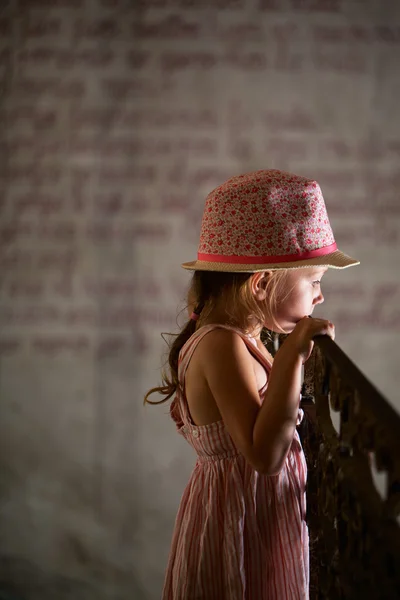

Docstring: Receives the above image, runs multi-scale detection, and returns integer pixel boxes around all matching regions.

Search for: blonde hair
[144,269,291,405]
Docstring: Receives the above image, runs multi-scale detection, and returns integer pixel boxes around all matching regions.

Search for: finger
[318,321,335,340]
[310,319,335,339]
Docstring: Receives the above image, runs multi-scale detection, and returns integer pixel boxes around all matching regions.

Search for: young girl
[145,169,359,600]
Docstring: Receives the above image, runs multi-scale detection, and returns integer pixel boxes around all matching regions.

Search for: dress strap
[171,326,220,427]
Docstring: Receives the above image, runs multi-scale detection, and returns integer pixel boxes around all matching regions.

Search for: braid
[144,278,209,405]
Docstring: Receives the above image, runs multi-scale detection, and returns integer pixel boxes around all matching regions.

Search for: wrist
[274,343,303,369]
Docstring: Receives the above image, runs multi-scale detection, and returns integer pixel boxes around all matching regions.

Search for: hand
[281,316,335,364]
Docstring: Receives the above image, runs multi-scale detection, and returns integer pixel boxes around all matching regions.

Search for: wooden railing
[261,331,400,600]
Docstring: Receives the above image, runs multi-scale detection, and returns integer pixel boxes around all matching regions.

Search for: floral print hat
[182,169,359,272]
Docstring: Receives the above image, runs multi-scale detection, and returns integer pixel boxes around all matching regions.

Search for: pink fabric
[162,324,309,600]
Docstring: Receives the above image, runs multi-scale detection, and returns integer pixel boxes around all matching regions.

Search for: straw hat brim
[181,249,360,272]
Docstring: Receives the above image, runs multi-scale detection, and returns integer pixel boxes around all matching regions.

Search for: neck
[200,306,262,339]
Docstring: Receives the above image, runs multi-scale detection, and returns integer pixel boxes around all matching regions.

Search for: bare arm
[252,345,303,474]
[201,317,334,475]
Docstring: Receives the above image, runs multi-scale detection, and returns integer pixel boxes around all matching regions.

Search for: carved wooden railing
[261,330,400,600]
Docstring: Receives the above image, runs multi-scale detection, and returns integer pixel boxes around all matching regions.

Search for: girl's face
[265,267,327,333]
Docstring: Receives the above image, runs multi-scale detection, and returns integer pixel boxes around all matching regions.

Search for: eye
[312,280,321,287]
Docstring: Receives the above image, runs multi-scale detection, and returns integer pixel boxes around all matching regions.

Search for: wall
[0,0,399,598]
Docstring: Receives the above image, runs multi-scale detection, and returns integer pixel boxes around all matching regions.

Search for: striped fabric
[162,324,309,600]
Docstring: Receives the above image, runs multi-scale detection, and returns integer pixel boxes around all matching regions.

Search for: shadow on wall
[0,558,146,600]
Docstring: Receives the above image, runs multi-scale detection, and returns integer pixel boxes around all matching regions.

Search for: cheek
[289,287,306,305]
[286,287,311,314]
[277,292,301,316]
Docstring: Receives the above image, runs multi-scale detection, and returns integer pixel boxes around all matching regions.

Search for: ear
[250,271,272,301]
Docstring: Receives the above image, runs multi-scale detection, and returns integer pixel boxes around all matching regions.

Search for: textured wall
[0,0,399,598]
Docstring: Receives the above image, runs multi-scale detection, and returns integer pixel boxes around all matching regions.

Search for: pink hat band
[182,169,359,272]
[198,242,338,265]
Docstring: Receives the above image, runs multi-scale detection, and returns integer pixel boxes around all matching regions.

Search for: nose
[314,291,324,305]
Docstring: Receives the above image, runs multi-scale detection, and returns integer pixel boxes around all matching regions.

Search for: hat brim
[181,249,360,272]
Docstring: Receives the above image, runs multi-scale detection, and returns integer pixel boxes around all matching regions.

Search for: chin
[282,325,296,334]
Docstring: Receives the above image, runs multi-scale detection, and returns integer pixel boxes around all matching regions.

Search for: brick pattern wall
[0,0,399,598]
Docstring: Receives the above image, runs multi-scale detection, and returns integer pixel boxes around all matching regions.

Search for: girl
[145,169,359,600]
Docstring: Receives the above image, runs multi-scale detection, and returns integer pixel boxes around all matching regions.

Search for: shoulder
[196,326,254,373]
[198,326,248,354]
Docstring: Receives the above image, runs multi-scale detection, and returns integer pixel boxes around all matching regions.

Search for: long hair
[143,269,289,405]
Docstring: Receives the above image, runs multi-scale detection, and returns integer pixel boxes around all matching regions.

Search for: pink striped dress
[162,324,309,600]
